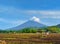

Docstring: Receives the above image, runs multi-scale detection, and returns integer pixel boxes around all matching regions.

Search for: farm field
[0,33,60,44]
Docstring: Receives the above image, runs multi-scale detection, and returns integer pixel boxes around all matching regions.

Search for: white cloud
[24,10,60,19]
[31,16,40,23]
[0,18,25,25]
[25,10,60,15]
[0,6,60,19]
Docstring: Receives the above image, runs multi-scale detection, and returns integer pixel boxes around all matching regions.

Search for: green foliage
[46,26,60,33]
[0,26,60,33]
[20,28,37,33]
[0,28,37,33]
[37,28,47,33]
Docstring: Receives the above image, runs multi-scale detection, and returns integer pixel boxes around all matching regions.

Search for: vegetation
[0,33,59,44]
[0,26,60,44]
[0,26,60,33]
[46,26,60,33]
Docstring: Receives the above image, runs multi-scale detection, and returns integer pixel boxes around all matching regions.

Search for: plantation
[0,33,60,44]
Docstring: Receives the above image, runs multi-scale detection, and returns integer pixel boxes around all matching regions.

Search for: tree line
[0,26,60,33]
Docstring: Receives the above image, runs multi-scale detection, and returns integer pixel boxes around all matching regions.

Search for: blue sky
[0,0,60,29]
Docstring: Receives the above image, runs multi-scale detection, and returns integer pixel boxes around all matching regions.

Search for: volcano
[9,16,47,30]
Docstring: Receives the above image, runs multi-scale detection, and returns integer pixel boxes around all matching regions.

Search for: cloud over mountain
[31,16,40,23]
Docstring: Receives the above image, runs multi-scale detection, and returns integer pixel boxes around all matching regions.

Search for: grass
[0,33,59,44]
